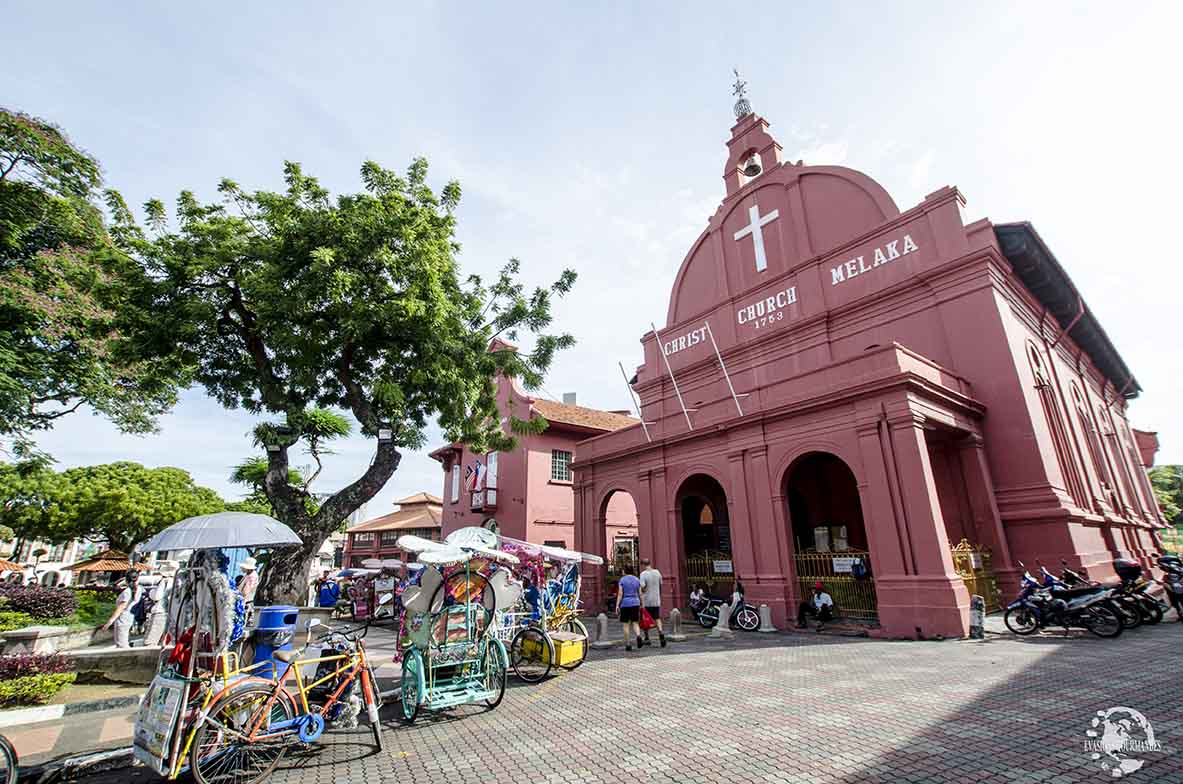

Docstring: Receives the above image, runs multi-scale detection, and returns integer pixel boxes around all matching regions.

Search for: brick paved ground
[69,619,1183,783]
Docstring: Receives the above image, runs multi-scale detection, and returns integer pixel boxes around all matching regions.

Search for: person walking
[103,572,141,648]
[638,558,666,647]
[615,564,643,651]
[142,566,174,647]
[797,580,834,630]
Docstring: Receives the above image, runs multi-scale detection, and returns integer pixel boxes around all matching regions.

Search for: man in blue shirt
[315,570,340,608]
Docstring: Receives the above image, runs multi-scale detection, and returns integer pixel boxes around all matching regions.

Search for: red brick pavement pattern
[71,624,1183,783]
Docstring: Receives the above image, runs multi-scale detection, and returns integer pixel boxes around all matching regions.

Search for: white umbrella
[135,512,302,553]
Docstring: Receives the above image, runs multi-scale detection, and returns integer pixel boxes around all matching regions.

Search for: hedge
[0,584,78,619]
[0,673,76,707]
[0,653,71,679]
[0,611,34,632]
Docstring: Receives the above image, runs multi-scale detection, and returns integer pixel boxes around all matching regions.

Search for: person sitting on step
[797,580,834,630]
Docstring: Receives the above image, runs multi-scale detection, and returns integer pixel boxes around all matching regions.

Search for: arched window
[1028,345,1087,507]
[1070,382,1113,507]
[1098,404,1138,516]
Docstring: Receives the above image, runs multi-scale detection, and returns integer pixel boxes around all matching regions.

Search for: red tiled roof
[396,492,441,506]
[64,550,150,572]
[349,499,442,533]
[532,399,637,433]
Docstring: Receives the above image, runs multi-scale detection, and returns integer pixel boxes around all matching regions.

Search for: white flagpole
[618,362,652,443]
[650,322,695,431]
[704,321,747,417]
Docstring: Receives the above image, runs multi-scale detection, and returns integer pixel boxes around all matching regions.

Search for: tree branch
[262,444,313,530]
[335,343,374,428]
[0,155,22,184]
[313,440,401,533]
[226,284,290,410]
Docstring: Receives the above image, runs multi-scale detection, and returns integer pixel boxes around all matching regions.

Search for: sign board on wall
[712,559,734,574]
[832,557,858,574]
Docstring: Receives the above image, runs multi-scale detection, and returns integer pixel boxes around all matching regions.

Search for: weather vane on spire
[732,68,752,119]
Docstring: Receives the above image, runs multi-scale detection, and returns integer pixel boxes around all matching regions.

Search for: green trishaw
[394,535,519,723]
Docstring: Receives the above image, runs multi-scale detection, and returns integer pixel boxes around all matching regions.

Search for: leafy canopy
[112,157,575,602]
[115,159,573,452]
[1150,465,1182,526]
[0,108,183,453]
[0,460,224,552]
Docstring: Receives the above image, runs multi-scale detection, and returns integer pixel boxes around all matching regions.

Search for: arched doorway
[784,452,878,621]
[677,474,733,598]
[600,489,639,613]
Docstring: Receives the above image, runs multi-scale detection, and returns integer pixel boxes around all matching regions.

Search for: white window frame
[551,449,573,482]
[451,464,460,502]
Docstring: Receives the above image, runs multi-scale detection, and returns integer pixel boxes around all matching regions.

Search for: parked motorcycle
[1054,559,1166,626]
[1157,554,1183,622]
[690,594,761,631]
[1004,562,1123,638]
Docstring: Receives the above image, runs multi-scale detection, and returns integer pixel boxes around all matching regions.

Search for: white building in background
[1,538,102,586]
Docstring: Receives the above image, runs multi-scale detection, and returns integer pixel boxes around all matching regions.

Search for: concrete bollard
[758,603,778,633]
[590,612,614,649]
[706,599,735,641]
[969,595,985,639]
[667,608,687,642]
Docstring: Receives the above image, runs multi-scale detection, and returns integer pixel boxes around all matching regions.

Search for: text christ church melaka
[571,79,1165,639]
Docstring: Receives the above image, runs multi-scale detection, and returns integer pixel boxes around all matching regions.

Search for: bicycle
[0,733,16,784]
[188,617,384,784]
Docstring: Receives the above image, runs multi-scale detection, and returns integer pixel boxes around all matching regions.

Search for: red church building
[430,373,639,554]
[571,85,1165,639]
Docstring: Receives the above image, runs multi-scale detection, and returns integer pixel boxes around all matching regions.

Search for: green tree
[227,454,317,518]
[0,461,224,552]
[114,159,574,603]
[1149,465,1182,526]
[0,108,183,453]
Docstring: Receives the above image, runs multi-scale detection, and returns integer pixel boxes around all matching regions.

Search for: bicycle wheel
[482,638,508,708]
[190,684,294,784]
[510,626,553,683]
[734,606,760,632]
[400,649,424,725]
[558,618,589,671]
[0,733,17,784]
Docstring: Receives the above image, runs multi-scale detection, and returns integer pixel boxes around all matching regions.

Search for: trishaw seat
[548,630,584,642]
[273,649,300,663]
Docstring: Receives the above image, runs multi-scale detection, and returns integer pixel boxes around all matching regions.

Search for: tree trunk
[255,437,402,605]
[257,538,322,606]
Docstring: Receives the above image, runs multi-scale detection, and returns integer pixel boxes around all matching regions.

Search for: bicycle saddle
[274,649,300,663]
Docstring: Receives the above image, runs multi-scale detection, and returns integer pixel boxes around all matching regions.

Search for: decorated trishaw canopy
[446,526,604,565]
[396,534,520,566]
[361,558,405,570]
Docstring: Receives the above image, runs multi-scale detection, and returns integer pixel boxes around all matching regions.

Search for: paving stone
[67,622,1183,783]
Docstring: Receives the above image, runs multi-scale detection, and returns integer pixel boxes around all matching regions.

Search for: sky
[6,1,1182,519]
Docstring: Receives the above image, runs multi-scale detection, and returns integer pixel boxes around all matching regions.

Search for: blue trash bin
[253,605,299,677]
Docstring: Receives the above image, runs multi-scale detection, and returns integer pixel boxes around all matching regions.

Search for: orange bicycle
[188,619,383,784]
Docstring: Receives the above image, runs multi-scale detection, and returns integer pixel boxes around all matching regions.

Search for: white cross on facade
[733,203,780,272]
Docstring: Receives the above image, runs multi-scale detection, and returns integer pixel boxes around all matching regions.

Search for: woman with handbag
[615,563,644,651]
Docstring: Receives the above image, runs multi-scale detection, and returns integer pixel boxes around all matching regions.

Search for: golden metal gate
[793,550,878,621]
[685,551,735,597]
[950,539,1002,613]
